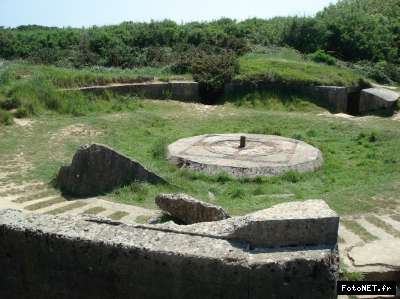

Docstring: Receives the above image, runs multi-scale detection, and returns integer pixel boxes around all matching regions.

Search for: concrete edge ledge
[63,81,200,102]
[0,205,339,299]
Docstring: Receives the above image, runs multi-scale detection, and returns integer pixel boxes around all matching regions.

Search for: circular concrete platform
[167,134,323,178]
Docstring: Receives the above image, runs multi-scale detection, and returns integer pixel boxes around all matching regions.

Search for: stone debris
[155,193,230,224]
[56,143,165,197]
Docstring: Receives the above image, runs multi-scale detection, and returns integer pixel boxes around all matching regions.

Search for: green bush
[282,171,302,183]
[191,50,239,101]
[308,50,336,65]
[354,61,400,84]
[0,109,13,125]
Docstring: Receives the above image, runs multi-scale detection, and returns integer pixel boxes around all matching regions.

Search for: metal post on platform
[239,136,246,148]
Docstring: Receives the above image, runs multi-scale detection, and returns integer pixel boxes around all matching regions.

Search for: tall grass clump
[0,109,13,125]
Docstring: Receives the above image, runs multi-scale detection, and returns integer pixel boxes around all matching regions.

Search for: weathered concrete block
[0,208,338,299]
[359,88,399,113]
[56,144,165,197]
[157,200,339,249]
[228,200,339,248]
[155,193,230,224]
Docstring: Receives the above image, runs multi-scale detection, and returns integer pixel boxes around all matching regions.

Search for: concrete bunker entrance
[347,90,361,115]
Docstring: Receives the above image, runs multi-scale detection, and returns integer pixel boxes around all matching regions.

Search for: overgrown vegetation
[0,0,399,83]
[0,62,185,122]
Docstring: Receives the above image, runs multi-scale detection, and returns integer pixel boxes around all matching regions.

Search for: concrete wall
[224,81,362,114]
[75,81,200,102]
[307,86,361,114]
[0,201,339,299]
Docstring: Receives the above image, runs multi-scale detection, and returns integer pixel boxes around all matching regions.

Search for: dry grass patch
[82,206,107,215]
[46,201,88,215]
[24,197,65,211]
[108,211,129,220]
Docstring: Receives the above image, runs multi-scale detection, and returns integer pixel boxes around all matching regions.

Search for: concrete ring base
[167,134,323,178]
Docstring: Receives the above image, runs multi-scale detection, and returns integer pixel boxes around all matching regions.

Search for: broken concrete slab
[349,240,400,267]
[155,193,230,224]
[56,144,165,197]
[0,208,338,299]
[359,88,399,113]
[347,239,400,280]
[155,200,339,249]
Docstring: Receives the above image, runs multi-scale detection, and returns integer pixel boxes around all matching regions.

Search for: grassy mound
[235,52,367,87]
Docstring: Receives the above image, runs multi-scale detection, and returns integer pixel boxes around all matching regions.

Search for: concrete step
[24,197,66,211]
[358,218,397,240]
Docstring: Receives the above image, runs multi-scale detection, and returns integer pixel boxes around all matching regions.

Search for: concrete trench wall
[224,81,398,115]
[74,81,200,102]
[0,200,339,299]
[68,80,398,115]
[224,81,362,114]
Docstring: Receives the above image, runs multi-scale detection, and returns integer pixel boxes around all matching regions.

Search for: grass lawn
[1,97,399,216]
[235,53,367,87]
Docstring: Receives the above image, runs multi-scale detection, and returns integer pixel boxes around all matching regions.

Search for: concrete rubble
[56,143,165,197]
[155,193,230,224]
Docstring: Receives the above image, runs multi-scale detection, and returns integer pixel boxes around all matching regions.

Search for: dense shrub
[354,61,400,84]
[190,50,239,102]
[308,50,336,65]
[0,0,398,68]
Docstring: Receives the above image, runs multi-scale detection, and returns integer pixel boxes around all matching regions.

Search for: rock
[155,193,230,224]
[359,88,399,113]
[56,144,165,197]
